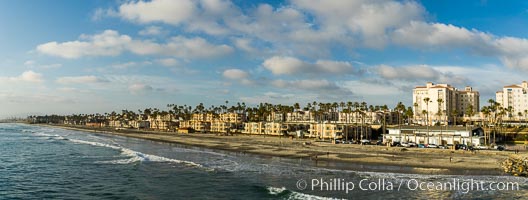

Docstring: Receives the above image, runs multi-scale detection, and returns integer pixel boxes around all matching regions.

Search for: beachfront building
[338,111,400,125]
[243,122,265,135]
[129,120,150,129]
[266,112,286,122]
[220,113,246,123]
[286,111,315,122]
[496,81,528,121]
[148,113,177,130]
[307,123,350,139]
[264,122,288,136]
[108,120,127,128]
[211,120,230,133]
[384,126,485,146]
[413,82,480,125]
[191,113,215,122]
[179,120,210,133]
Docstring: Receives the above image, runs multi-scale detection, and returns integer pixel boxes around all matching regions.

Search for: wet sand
[41,124,525,176]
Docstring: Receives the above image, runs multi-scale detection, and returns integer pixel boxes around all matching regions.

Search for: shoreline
[35,123,520,176]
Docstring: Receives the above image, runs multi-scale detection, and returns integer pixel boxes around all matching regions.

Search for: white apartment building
[413,82,479,125]
[496,81,528,118]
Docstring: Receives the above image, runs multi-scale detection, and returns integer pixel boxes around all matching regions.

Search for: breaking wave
[67,138,210,170]
[266,186,342,200]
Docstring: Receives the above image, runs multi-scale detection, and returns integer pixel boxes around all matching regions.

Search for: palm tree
[422,109,429,144]
[481,106,491,145]
[524,110,528,126]
[436,98,444,125]
[423,97,431,126]
[465,105,475,126]
[450,109,458,126]
[413,102,419,123]
[404,106,413,125]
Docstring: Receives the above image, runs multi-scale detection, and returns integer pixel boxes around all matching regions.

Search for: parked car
[376,140,383,145]
[401,142,409,147]
[417,144,425,148]
[392,141,401,147]
[427,144,438,148]
[475,145,489,150]
[455,144,467,150]
[360,139,371,145]
[408,142,417,147]
[496,145,506,151]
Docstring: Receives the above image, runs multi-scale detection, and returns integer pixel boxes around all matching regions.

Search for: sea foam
[67,138,209,170]
[266,186,341,200]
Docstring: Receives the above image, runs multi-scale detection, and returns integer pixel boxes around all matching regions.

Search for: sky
[2,0,528,118]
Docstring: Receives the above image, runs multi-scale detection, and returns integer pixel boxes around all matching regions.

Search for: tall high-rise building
[495,81,528,116]
[413,82,479,125]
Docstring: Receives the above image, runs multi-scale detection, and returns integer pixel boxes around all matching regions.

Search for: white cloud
[233,38,256,53]
[271,79,341,91]
[37,30,233,59]
[24,60,36,66]
[375,64,469,85]
[118,0,196,25]
[128,83,154,95]
[99,0,528,69]
[377,64,438,80]
[156,58,179,67]
[92,8,118,21]
[494,37,528,70]
[222,68,253,85]
[291,0,425,48]
[342,80,401,96]
[24,60,62,69]
[128,36,233,58]
[111,62,140,69]
[139,26,166,36]
[391,21,493,51]
[223,69,248,79]
[0,70,43,83]
[56,76,107,84]
[36,30,131,59]
[391,21,528,70]
[262,56,354,75]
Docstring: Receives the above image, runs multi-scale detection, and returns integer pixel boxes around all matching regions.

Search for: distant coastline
[33,123,516,176]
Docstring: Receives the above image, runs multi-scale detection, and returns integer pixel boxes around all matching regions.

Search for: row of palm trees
[28,101,418,127]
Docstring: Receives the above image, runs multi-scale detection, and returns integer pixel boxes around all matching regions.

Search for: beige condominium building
[496,81,528,118]
[413,82,479,125]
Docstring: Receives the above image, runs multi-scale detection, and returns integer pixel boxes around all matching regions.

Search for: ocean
[0,123,526,199]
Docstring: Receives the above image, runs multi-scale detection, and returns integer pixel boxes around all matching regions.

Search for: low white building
[384,126,485,146]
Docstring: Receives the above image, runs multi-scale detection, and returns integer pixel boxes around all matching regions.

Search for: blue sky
[1,0,528,117]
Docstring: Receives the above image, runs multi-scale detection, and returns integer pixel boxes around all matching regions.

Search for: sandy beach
[41,124,525,176]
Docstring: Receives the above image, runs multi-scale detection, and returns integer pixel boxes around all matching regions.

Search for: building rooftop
[504,84,522,88]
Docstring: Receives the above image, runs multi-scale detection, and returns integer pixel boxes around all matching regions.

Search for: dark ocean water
[0,123,526,199]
